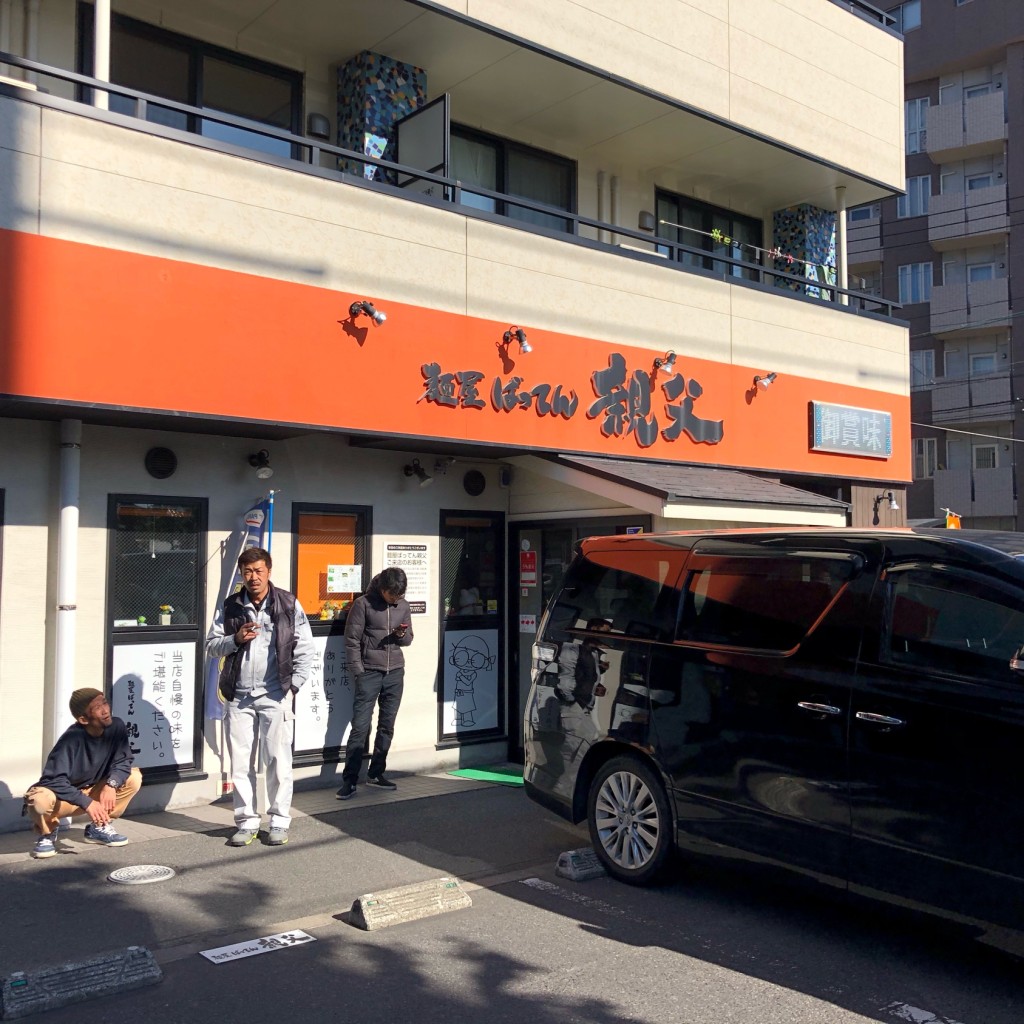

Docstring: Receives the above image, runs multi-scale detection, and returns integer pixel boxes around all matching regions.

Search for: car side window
[886,569,1024,683]
[679,552,853,652]
[545,553,682,644]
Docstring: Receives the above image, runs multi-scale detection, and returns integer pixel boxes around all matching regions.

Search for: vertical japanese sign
[294,632,353,753]
[111,641,196,769]
[383,542,431,614]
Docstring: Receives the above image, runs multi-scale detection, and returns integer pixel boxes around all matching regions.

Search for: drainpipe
[610,174,620,246]
[836,184,848,306]
[22,0,38,85]
[0,0,10,54]
[596,171,606,244]
[54,419,81,744]
[93,0,110,110]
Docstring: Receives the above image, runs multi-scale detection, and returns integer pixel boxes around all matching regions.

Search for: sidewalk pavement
[0,769,497,865]
[0,766,581,975]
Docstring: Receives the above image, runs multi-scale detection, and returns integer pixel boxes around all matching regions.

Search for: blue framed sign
[811,401,892,459]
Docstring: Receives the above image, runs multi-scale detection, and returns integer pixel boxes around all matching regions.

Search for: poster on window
[441,627,500,738]
[111,641,196,770]
[384,542,431,613]
[294,631,353,754]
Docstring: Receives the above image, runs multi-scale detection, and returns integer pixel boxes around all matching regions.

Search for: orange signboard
[0,228,910,482]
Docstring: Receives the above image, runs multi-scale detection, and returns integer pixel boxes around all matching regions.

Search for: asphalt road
[3,785,1021,1024]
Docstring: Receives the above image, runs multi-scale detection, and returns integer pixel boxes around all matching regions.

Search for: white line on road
[882,1001,967,1024]
[519,877,625,916]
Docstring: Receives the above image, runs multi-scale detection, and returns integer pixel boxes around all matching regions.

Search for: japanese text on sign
[811,401,892,458]
[419,353,724,450]
[111,641,196,770]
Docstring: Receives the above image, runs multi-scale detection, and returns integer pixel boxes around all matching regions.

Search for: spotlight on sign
[349,300,387,326]
[403,458,433,487]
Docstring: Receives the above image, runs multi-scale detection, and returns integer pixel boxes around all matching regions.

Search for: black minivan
[524,527,1024,944]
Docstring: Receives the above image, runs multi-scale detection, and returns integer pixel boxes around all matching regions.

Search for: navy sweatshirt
[32,719,135,808]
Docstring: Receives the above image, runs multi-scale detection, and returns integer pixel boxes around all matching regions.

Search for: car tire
[587,755,673,886]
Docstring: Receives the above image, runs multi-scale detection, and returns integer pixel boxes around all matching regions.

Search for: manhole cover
[108,865,176,886]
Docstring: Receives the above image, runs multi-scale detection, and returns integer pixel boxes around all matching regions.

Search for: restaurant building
[0,0,907,828]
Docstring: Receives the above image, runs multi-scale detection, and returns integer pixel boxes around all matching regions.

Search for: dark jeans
[342,667,405,783]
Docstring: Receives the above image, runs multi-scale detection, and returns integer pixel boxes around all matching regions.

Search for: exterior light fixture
[875,490,899,512]
[403,458,433,487]
[753,372,777,390]
[503,326,531,354]
[248,449,273,480]
[652,351,677,375]
[349,300,387,325]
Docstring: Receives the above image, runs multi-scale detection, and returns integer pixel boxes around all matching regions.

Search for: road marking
[882,1002,967,1024]
[519,876,624,916]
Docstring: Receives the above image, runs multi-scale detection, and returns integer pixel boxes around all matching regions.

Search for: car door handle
[797,701,842,716]
[855,711,905,727]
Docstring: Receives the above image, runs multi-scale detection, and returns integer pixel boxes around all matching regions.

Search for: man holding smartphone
[337,567,414,800]
[206,547,314,847]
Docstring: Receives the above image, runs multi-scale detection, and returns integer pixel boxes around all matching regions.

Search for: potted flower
[159,604,174,626]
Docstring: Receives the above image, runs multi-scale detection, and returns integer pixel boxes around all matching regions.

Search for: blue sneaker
[32,835,56,859]
[84,822,128,847]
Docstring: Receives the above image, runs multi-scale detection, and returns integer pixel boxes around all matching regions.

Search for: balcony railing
[826,0,896,29]
[930,277,1009,336]
[933,466,1016,519]
[928,184,1008,251]
[926,92,1006,161]
[930,370,1012,424]
[0,50,901,320]
[847,215,881,267]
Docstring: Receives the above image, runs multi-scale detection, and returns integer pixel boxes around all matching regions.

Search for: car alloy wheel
[588,755,672,885]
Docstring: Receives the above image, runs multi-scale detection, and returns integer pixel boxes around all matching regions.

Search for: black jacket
[344,583,413,676]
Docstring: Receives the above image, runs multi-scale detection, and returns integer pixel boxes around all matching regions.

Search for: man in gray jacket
[206,547,314,847]
[337,567,413,799]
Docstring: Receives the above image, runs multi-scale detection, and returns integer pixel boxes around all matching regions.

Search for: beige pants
[24,766,143,835]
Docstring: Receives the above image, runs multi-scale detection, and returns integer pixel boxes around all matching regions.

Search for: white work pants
[225,692,294,830]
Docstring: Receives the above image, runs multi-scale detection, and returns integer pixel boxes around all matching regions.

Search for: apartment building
[0,0,907,828]
[850,0,1024,528]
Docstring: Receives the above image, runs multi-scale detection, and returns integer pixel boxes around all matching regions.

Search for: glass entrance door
[439,511,505,743]
[508,516,650,761]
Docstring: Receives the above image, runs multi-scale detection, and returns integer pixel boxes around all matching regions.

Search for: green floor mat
[448,765,524,786]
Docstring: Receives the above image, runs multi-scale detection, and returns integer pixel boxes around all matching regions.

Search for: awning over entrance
[509,454,850,527]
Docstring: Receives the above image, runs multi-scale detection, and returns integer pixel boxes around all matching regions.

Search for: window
[910,349,935,388]
[545,551,682,644]
[849,204,879,222]
[655,189,762,282]
[905,97,929,154]
[913,438,937,479]
[108,498,205,628]
[967,173,994,190]
[891,0,921,33]
[899,262,933,304]
[77,8,302,157]
[968,263,995,283]
[292,505,371,623]
[897,176,931,218]
[679,550,857,652]
[969,352,997,374]
[450,126,575,233]
[964,83,992,99]
[887,568,1024,682]
[974,444,997,469]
